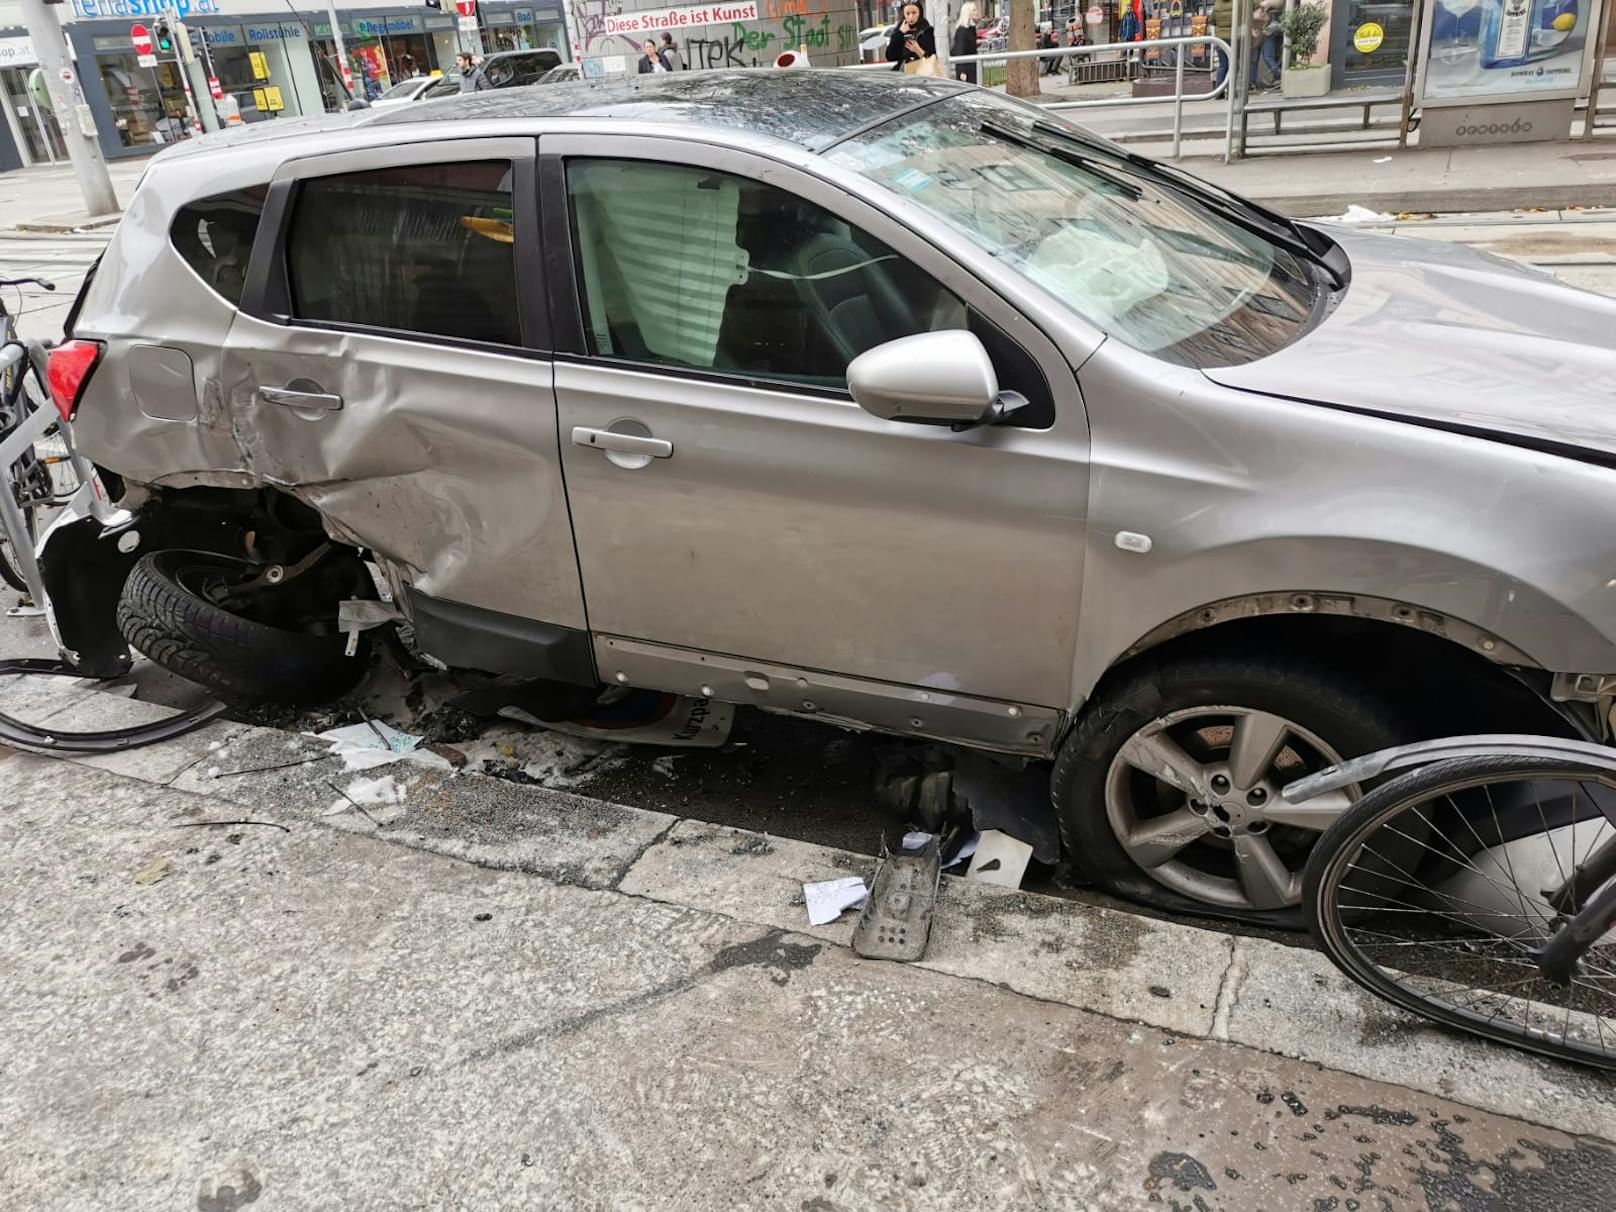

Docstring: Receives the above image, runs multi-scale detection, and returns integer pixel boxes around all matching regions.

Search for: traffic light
[424,0,442,8]
[154,19,173,55]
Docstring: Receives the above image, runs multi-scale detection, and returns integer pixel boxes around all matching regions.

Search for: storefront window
[348,15,433,100]
[95,51,189,147]
[203,24,315,121]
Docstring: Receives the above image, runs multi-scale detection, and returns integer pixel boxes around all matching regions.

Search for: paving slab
[5,678,1611,1143]
[620,818,1228,1038]
[5,752,1614,1212]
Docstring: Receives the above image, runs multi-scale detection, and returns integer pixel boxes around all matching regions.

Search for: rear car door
[221,137,589,677]
[543,135,1091,748]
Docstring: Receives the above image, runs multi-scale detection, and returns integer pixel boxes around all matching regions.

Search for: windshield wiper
[1023,119,1346,292]
[980,120,1142,201]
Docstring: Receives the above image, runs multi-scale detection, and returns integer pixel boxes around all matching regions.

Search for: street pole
[17,0,118,217]
[327,0,356,107]
[1585,0,1611,139]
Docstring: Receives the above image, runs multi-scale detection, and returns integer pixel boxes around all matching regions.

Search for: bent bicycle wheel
[1304,755,1616,1070]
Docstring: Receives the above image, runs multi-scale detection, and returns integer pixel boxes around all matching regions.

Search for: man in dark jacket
[456,51,492,92]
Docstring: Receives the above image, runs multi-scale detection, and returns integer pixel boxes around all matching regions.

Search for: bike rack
[0,344,227,754]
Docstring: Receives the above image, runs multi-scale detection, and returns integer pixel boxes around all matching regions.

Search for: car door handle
[571,426,673,458]
[259,385,344,411]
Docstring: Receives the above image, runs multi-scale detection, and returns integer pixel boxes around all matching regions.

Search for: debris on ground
[803,875,868,925]
[132,858,172,885]
[502,690,734,748]
[1327,204,1394,224]
[852,836,942,962]
[966,830,1034,890]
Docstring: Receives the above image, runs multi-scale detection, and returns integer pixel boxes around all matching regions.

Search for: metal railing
[854,37,1235,161]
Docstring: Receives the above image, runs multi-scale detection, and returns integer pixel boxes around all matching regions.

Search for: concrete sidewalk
[1189,138,1616,217]
[0,676,1612,1208]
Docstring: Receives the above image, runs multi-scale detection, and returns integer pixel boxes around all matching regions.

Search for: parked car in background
[479,48,564,87]
[540,62,582,84]
[369,75,457,106]
[42,72,1616,929]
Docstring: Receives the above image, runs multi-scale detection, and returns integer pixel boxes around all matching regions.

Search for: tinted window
[566,159,964,390]
[170,186,266,306]
[286,161,519,346]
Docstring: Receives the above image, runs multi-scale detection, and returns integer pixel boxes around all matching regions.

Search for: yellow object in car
[460,215,514,244]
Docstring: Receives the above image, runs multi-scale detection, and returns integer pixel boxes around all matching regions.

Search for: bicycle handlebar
[0,278,54,291]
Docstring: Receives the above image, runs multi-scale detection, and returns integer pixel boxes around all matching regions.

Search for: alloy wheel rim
[1103,705,1359,911]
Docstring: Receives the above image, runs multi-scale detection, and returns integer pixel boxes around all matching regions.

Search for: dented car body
[39,71,1616,919]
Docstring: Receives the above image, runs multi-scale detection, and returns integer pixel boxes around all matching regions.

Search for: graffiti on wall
[686,16,857,67]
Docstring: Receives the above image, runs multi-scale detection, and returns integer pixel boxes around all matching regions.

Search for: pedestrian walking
[952,1,979,83]
[456,51,491,92]
[659,32,686,70]
[886,3,939,74]
[638,38,673,72]
[1252,1,1283,89]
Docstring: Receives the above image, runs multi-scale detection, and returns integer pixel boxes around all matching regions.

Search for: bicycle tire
[1305,755,1616,1070]
[0,485,34,593]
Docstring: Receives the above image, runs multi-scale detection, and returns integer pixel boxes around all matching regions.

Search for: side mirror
[848,330,1024,430]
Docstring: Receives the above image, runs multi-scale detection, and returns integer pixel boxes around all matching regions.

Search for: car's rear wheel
[1052,652,1406,926]
[117,549,371,705]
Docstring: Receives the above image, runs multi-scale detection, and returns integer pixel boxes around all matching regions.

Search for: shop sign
[487,11,514,23]
[248,50,269,78]
[601,1,758,37]
[245,24,305,42]
[1352,21,1383,53]
[70,0,225,20]
[515,8,535,20]
[203,25,246,46]
[353,15,423,36]
[0,36,38,68]
[252,84,284,111]
[1421,0,1593,103]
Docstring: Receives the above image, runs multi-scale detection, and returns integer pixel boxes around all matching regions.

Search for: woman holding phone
[886,2,938,73]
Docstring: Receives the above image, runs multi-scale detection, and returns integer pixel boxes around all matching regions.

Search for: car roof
[364,69,970,152]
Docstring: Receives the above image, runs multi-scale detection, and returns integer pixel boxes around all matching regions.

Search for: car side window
[285,160,520,347]
[169,186,267,306]
[565,159,968,391]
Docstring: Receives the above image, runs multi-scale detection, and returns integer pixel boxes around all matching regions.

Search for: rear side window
[285,160,519,347]
[169,186,266,306]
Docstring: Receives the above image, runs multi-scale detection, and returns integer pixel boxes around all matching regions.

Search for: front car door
[222,135,591,679]
[542,134,1091,753]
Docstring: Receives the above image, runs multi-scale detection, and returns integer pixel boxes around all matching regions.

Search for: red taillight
[46,339,103,422]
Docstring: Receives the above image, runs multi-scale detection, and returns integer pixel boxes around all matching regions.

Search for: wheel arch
[1083,598,1588,745]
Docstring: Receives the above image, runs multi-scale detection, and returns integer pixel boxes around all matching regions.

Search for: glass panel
[827,96,1322,368]
[96,53,190,148]
[287,161,521,346]
[169,187,267,305]
[1340,0,1414,81]
[566,159,965,389]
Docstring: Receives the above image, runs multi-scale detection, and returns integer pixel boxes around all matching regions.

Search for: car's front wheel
[1052,652,1406,926]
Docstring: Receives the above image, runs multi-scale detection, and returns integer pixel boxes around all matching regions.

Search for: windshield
[825,96,1325,368]
[376,78,427,101]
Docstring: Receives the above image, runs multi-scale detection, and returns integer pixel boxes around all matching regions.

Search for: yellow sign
[248,50,270,80]
[1353,21,1384,53]
[258,85,284,112]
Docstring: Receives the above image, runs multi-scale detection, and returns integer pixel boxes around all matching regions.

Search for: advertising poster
[1423,0,1595,99]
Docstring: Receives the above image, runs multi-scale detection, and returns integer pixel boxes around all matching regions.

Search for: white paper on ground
[318,720,421,753]
[951,831,981,866]
[804,876,868,926]
[1329,203,1393,224]
[901,830,933,850]
[966,829,1034,889]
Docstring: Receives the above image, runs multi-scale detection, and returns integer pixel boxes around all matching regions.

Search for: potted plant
[1281,2,1330,98]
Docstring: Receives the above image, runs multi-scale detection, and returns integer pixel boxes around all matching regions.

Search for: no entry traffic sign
[455,0,476,15]
[131,23,158,67]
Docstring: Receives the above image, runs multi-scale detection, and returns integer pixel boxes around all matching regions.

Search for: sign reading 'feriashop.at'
[602,1,760,36]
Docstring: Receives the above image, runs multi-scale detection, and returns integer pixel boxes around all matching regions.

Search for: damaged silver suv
[38,72,1616,924]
